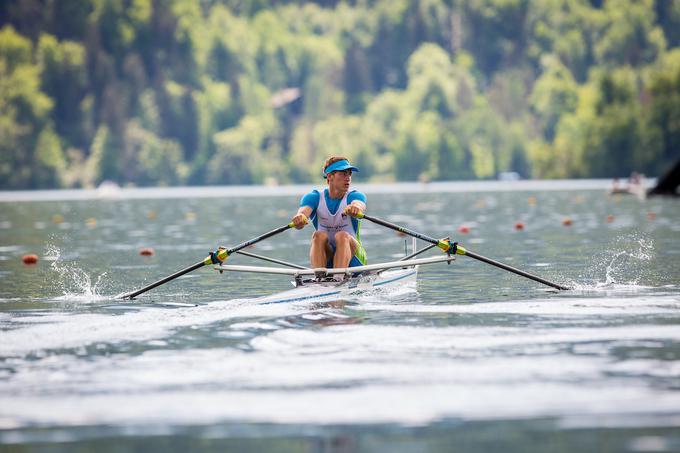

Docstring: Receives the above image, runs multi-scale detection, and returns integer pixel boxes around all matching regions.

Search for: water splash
[572,234,655,291]
[45,244,110,302]
[603,236,654,286]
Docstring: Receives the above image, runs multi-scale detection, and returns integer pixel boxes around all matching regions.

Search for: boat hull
[253,266,418,305]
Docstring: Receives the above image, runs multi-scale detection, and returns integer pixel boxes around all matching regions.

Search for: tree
[406,43,458,118]
[88,125,121,183]
[124,121,187,186]
[594,0,666,67]
[643,49,680,175]
[207,114,276,184]
[37,34,89,149]
[461,0,530,77]
[526,0,600,82]
[529,55,578,141]
[33,125,65,188]
[0,26,55,189]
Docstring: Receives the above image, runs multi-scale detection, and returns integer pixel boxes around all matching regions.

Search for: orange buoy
[147,211,157,220]
[606,215,615,223]
[514,221,525,231]
[458,225,470,234]
[562,218,573,226]
[647,212,656,221]
[139,247,155,256]
[51,214,64,224]
[22,254,39,265]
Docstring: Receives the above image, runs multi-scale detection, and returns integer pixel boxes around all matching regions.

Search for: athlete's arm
[292,205,312,229]
[345,191,366,217]
[293,191,320,229]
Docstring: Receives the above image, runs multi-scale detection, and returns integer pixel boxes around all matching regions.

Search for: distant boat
[96,180,121,199]
[498,171,520,181]
[608,173,647,199]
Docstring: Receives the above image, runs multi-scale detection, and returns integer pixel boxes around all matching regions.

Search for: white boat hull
[252,266,418,305]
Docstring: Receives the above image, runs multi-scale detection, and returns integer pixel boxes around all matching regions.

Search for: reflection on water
[0,181,679,451]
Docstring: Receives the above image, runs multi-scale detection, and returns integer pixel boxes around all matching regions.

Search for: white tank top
[316,190,357,246]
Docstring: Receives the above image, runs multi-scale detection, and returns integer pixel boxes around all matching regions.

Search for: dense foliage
[1,0,679,189]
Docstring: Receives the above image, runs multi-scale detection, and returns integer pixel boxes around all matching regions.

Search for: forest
[1,0,679,189]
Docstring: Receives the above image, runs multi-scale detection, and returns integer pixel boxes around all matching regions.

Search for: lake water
[1,180,679,452]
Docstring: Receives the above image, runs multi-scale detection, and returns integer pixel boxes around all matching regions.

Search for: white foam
[358,295,680,316]
[0,300,300,356]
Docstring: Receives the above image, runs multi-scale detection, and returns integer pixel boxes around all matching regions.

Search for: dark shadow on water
[1,417,679,453]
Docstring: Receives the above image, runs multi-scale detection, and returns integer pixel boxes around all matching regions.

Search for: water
[1,181,679,452]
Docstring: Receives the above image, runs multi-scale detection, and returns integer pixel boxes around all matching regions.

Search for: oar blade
[118,222,295,300]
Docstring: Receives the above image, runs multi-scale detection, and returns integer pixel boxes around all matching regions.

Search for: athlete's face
[328,169,352,193]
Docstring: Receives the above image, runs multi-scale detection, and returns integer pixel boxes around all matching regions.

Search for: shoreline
[0,178,657,203]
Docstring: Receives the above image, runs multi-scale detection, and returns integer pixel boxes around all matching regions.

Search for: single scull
[119,214,568,300]
[215,254,454,304]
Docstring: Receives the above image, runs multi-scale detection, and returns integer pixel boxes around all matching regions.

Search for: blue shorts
[327,243,366,268]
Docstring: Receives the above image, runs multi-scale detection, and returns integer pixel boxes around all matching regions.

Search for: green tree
[207,113,277,184]
[655,0,680,48]
[526,0,601,82]
[405,43,458,118]
[0,26,55,189]
[33,125,65,187]
[462,0,530,77]
[1,0,679,189]
[88,125,122,183]
[37,34,88,148]
[595,0,666,67]
[124,121,187,186]
[643,49,680,175]
[529,55,579,141]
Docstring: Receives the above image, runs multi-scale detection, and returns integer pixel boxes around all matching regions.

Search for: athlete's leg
[333,231,359,268]
[310,231,333,268]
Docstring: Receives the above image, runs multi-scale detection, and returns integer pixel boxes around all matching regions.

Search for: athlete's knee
[311,231,328,244]
[334,231,352,244]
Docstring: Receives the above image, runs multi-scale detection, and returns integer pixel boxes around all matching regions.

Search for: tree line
[1,0,679,189]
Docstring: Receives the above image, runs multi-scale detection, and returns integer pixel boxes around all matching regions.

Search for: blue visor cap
[323,160,359,177]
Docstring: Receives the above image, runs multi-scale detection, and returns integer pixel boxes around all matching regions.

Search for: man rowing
[291,156,367,271]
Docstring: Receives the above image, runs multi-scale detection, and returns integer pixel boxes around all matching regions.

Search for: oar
[356,213,570,290]
[119,222,295,299]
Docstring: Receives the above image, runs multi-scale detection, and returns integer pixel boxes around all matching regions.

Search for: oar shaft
[120,261,205,300]
[358,213,569,291]
[360,214,440,246]
[120,222,294,300]
[464,250,570,290]
[227,224,293,254]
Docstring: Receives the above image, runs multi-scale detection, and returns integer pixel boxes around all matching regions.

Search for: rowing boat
[120,214,568,301]
[249,267,418,305]
[215,254,455,305]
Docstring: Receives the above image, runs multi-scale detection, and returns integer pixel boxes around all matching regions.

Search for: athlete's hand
[344,204,363,218]
[292,213,308,230]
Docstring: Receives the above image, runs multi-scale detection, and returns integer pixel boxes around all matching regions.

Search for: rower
[291,156,367,277]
